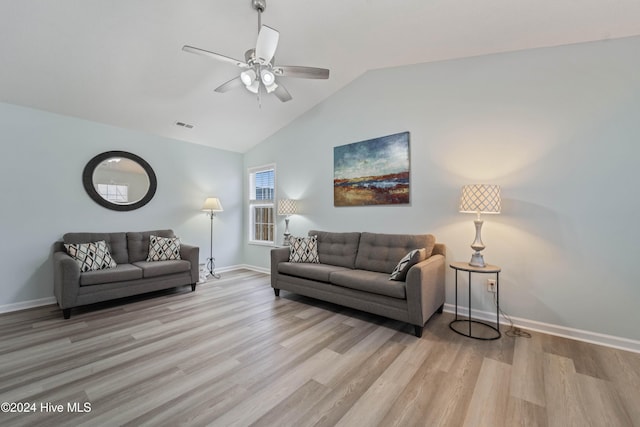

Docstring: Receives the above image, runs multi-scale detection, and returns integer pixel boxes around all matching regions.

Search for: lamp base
[469,252,486,268]
[283,217,291,246]
[469,218,486,267]
[206,257,221,280]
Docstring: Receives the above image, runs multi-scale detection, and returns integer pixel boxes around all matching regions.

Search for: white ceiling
[2,0,640,153]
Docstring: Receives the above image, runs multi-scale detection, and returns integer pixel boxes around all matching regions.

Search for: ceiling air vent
[175,121,194,129]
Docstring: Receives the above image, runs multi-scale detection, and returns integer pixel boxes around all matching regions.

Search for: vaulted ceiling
[2,0,639,153]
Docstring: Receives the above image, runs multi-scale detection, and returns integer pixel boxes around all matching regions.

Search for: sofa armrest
[270,247,290,287]
[405,253,446,326]
[180,244,200,283]
[53,251,81,309]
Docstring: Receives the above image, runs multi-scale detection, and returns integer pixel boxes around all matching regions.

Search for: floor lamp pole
[207,211,220,279]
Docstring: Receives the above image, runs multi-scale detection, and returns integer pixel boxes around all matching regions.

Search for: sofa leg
[437,303,444,314]
[414,325,423,338]
[63,308,71,319]
[274,288,280,297]
[191,283,197,292]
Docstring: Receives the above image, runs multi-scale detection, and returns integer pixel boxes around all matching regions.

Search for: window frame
[97,183,129,203]
[248,164,276,246]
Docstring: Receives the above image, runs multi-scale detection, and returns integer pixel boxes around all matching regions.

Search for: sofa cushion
[330,269,406,299]
[80,263,143,286]
[127,230,175,263]
[389,248,426,281]
[64,232,128,264]
[132,260,192,278]
[289,236,320,263]
[308,230,361,268]
[355,232,436,274]
[278,262,350,283]
[64,240,117,272]
[146,235,181,261]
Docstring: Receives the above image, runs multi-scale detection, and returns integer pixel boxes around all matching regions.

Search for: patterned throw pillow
[64,240,117,272]
[147,235,181,261]
[289,235,320,263]
[389,248,426,281]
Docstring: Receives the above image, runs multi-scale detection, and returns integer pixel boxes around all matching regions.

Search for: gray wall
[244,36,640,341]
[0,102,243,308]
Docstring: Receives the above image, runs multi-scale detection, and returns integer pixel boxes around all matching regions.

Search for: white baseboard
[210,264,270,275]
[0,297,57,314]
[443,303,640,354]
[215,264,245,273]
[237,264,270,274]
[3,270,638,354]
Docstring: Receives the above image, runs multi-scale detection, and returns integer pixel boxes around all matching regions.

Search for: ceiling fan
[182,0,330,103]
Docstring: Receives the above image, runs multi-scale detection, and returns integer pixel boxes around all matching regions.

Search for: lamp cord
[493,292,531,338]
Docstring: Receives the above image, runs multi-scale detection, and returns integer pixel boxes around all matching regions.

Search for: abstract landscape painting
[334,132,410,206]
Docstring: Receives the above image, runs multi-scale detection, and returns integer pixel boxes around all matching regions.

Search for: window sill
[248,241,276,247]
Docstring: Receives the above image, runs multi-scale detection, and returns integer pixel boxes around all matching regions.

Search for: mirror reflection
[92,157,150,205]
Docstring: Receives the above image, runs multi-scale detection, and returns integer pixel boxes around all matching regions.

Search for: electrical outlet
[487,279,497,293]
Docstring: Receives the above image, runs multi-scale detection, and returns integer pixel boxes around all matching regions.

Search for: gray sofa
[271,230,445,337]
[53,229,199,319]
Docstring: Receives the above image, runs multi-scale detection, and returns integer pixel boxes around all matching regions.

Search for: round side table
[449,261,502,340]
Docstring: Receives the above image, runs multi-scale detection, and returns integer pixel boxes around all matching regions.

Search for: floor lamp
[202,197,223,279]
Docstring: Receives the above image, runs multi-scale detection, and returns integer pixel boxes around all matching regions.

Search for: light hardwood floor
[1,269,638,426]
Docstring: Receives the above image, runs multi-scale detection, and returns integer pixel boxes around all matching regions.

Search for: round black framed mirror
[82,151,157,211]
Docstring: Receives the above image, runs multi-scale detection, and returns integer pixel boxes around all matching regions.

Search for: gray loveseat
[53,229,199,319]
[271,231,445,337]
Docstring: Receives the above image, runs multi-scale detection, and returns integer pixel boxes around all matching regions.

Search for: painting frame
[334,131,410,207]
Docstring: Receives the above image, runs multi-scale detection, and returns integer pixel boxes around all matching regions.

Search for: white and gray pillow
[289,235,320,263]
[389,248,426,281]
[64,240,117,272]
[147,235,181,261]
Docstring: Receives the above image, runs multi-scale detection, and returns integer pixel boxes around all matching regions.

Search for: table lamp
[459,184,501,267]
[277,199,297,245]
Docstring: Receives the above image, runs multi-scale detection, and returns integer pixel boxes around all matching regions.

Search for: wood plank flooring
[1,269,639,426]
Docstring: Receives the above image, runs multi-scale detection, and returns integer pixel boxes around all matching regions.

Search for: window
[96,183,128,203]
[249,165,275,244]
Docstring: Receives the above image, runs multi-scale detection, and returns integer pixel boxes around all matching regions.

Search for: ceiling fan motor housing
[244,49,256,65]
[252,0,266,13]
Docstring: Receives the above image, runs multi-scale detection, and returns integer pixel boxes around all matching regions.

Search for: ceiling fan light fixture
[240,69,257,86]
[245,80,260,94]
[260,69,275,86]
[265,82,278,93]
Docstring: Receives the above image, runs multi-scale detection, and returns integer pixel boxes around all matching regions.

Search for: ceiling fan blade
[272,83,292,102]
[182,45,249,68]
[214,76,245,93]
[255,25,279,64]
[273,65,330,79]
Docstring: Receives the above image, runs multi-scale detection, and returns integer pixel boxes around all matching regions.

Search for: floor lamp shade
[202,197,223,212]
[459,185,501,267]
